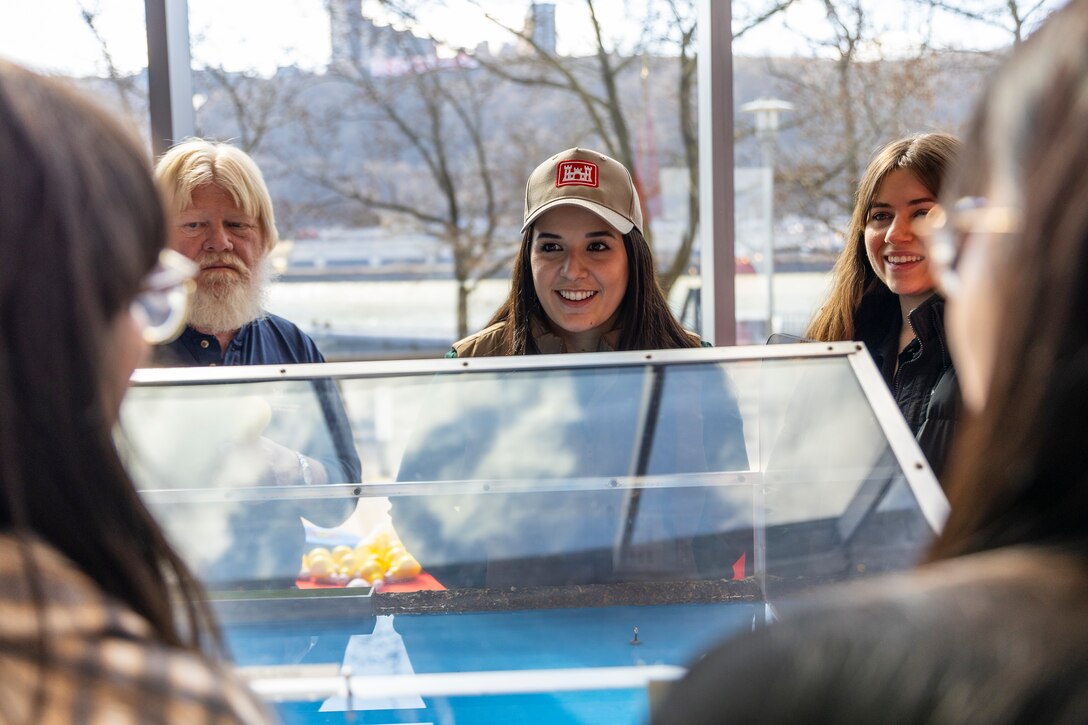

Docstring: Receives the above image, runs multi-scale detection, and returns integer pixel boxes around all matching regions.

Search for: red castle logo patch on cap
[556,160,598,188]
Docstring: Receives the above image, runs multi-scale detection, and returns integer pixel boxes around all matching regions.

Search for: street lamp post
[740,98,793,337]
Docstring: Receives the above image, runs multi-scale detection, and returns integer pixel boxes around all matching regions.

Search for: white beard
[187,254,272,334]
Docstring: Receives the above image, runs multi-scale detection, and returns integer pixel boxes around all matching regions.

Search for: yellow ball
[388,554,422,582]
[305,547,331,568]
[306,553,332,574]
[331,545,354,564]
[358,558,384,582]
[309,557,335,582]
[337,552,358,574]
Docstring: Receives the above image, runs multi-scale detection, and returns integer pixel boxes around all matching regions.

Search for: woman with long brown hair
[807,133,961,479]
[450,147,700,356]
[401,148,747,587]
[0,61,268,722]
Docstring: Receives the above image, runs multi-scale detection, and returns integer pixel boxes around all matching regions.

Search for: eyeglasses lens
[132,249,197,345]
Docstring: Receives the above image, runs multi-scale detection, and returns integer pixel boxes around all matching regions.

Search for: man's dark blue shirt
[162,313,326,367]
[156,314,362,485]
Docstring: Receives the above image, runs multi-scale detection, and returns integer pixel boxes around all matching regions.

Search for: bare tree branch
[78,3,144,118]
[733,0,801,40]
[200,66,289,154]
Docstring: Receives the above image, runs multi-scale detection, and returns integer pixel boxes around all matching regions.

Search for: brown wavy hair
[806,133,960,341]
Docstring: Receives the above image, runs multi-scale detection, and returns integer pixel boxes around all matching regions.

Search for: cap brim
[521,198,636,235]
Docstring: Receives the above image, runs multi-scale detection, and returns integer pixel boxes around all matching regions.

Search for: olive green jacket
[447,319,705,357]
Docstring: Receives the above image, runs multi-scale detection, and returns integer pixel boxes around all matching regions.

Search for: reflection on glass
[391,363,751,587]
[123,379,358,487]
[122,378,360,586]
[397,364,748,481]
[758,357,933,595]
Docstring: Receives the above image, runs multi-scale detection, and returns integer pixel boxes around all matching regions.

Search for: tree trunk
[659,32,699,296]
[456,279,471,340]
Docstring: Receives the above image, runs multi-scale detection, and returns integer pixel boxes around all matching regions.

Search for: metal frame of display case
[130,342,948,529]
[239,664,688,705]
[128,342,950,707]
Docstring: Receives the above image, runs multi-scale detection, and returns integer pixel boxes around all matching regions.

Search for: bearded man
[155,140,309,364]
[151,140,361,587]
[153,139,361,487]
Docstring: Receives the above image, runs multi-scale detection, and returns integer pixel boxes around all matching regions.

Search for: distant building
[327,0,436,76]
[520,2,556,56]
[328,0,364,74]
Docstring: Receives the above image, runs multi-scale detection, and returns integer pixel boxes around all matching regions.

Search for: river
[265,272,832,355]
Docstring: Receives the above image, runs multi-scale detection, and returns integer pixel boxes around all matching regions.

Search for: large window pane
[730,0,1064,342]
[1,0,150,147]
[184,0,704,359]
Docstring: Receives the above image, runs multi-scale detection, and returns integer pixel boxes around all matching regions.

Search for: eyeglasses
[915,197,1021,297]
[131,249,197,344]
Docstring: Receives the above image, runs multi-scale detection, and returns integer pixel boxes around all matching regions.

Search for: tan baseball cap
[521,147,643,235]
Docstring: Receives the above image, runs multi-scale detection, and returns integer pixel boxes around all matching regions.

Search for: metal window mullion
[145,0,194,155]
[697,0,736,346]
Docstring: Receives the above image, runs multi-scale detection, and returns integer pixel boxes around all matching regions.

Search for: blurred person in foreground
[652,3,1088,722]
[0,60,269,722]
[806,133,961,481]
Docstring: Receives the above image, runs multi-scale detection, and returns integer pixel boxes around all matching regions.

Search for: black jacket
[856,288,959,483]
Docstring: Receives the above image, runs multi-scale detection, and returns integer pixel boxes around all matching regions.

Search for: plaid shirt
[0,535,274,724]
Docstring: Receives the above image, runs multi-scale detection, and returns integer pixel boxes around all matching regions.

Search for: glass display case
[121,342,948,724]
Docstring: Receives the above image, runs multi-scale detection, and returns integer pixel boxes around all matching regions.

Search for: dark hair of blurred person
[926,0,1088,563]
[0,61,268,721]
[651,3,1088,722]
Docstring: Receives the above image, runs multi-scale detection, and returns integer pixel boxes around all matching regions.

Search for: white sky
[0,0,1065,77]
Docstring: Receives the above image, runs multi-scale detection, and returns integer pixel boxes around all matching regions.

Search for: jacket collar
[856,287,951,370]
[531,316,622,353]
[907,294,947,347]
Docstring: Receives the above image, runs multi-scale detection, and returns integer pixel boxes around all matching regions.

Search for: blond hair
[153,138,279,252]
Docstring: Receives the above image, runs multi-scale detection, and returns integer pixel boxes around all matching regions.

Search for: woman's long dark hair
[0,63,215,649]
[929,0,1088,561]
[486,226,698,354]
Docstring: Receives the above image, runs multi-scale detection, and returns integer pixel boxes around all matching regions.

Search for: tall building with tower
[521,2,557,55]
[327,0,436,76]
[328,0,365,75]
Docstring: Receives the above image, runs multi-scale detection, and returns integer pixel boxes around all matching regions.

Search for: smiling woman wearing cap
[448,147,702,356]
[396,148,749,587]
